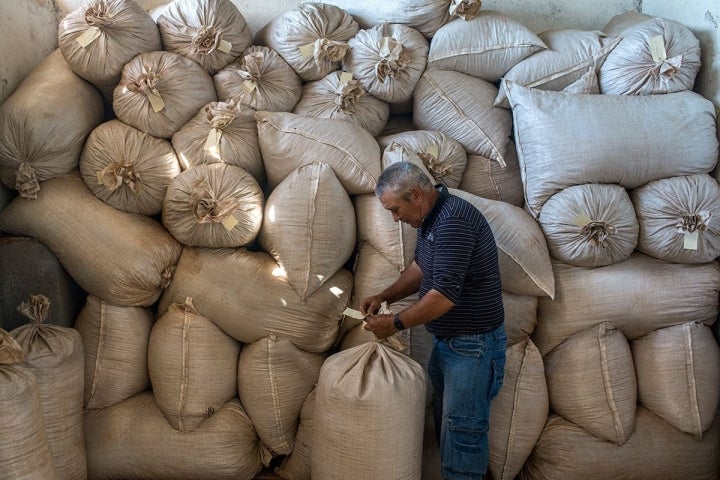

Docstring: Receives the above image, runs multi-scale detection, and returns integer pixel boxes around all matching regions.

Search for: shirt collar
[420,184,449,235]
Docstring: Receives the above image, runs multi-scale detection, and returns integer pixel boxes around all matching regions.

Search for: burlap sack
[158,247,352,353]
[259,162,355,300]
[631,173,720,264]
[489,339,547,480]
[148,297,241,433]
[504,82,719,217]
[632,322,720,438]
[80,119,181,215]
[237,334,325,455]
[214,45,303,113]
[414,68,512,166]
[0,172,183,307]
[293,71,390,137]
[544,322,637,445]
[538,183,639,267]
[0,50,104,199]
[0,329,59,480]
[11,294,86,480]
[494,29,620,108]
[521,408,720,480]
[156,0,252,75]
[343,23,429,105]
[274,389,316,480]
[428,10,546,82]
[256,111,381,194]
[162,162,264,248]
[458,140,524,207]
[599,16,701,95]
[312,342,427,480]
[75,295,153,410]
[255,3,359,82]
[84,392,266,480]
[113,51,217,139]
[535,253,720,356]
[58,0,162,95]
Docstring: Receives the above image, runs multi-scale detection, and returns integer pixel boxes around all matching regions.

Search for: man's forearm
[380,261,422,305]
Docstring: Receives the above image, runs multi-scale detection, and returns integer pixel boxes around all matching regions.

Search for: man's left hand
[363,313,397,340]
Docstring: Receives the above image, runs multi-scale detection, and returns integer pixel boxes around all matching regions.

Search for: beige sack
[0,50,104,199]
[631,173,720,264]
[158,247,351,353]
[260,162,355,300]
[0,172,182,307]
[312,342,427,480]
[535,252,720,356]
[538,183,639,267]
[274,389,316,480]
[293,71,390,137]
[162,162,264,248]
[256,110,381,194]
[428,11,546,82]
[632,322,720,438]
[11,294,86,480]
[80,119,181,215]
[238,334,326,455]
[148,298,241,433]
[413,68,512,166]
[214,45,303,113]
[255,3,359,82]
[0,329,59,480]
[58,0,162,95]
[458,140,524,207]
[84,392,266,480]
[75,295,153,410]
[113,51,217,139]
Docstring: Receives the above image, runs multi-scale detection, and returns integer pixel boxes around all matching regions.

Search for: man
[361,161,506,480]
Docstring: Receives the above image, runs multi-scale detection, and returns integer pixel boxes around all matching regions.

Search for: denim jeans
[427,324,507,480]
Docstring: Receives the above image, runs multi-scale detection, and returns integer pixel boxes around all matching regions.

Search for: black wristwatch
[393,313,405,331]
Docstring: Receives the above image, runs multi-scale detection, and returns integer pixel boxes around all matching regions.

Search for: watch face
[394,314,405,331]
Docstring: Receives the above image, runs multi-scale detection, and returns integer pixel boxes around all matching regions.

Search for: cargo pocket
[443,415,488,476]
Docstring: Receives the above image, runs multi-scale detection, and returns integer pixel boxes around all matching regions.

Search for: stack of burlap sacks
[0,0,718,479]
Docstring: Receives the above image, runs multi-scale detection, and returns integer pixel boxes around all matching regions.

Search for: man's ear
[409,187,422,202]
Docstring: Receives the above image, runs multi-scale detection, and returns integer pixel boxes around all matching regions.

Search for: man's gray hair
[375,162,434,200]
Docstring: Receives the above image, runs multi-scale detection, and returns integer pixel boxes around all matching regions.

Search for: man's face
[379,188,423,228]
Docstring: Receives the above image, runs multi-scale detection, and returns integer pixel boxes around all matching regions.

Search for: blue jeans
[427,325,507,480]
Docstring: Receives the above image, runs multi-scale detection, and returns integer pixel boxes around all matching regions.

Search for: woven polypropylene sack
[458,141,524,207]
[80,119,181,215]
[0,50,104,199]
[156,0,252,74]
[274,389,316,480]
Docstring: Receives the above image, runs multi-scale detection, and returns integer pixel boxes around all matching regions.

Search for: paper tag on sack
[76,26,101,48]
[342,307,367,320]
[204,128,222,153]
[648,35,667,62]
[574,213,592,227]
[147,89,165,113]
[379,36,391,56]
[218,40,232,54]
[684,230,699,250]
[222,214,238,231]
[299,42,316,58]
[425,144,439,160]
[96,170,104,185]
[241,79,257,93]
[339,71,354,85]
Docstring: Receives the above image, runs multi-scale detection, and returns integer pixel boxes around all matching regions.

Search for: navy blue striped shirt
[415,185,504,336]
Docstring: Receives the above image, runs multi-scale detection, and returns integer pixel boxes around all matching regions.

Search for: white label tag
[684,230,699,250]
[147,89,165,112]
[203,128,222,153]
[299,42,315,58]
[342,307,367,320]
[241,80,257,93]
[379,36,391,56]
[76,26,101,48]
[648,35,667,62]
[218,39,232,53]
[339,71,354,84]
[425,144,439,159]
[96,170,104,185]
[574,213,592,228]
[222,214,238,231]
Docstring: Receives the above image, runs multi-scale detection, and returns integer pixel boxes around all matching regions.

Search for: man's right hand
[360,294,385,316]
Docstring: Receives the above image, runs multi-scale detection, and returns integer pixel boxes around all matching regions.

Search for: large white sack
[158,247,352,353]
[80,119,181,215]
[113,51,217,139]
[75,295,153,410]
[214,45,303,113]
[162,162,264,248]
[256,111,381,194]
[255,3,359,82]
[0,172,183,307]
[599,16,701,95]
[293,71,390,137]
[0,50,104,199]
[538,183,639,267]
[238,335,325,456]
[631,173,720,264]
[428,11,546,82]
[312,342,427,480]
[632,322,720,438]
[414,68,512,166]
[343,23,429,105]
[58,0,162,95]
[535,252,720,356]
[494,29,620,108]
[274,389,316,480]
[505,82,719,217]
[156,0,252,75]
[84,392,266,480]
[458,140,524,207]
[0,329,59,480]
[260,162,355,300]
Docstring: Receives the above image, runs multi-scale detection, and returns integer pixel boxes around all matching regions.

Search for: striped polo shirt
[415,185,504,336]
